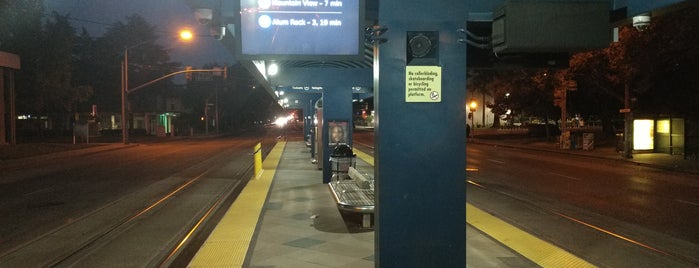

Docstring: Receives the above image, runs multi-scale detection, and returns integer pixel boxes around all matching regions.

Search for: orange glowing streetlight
[121,30,194,144]
[468,99,477,112]
[468,99,477,136]
[179,29,194,41]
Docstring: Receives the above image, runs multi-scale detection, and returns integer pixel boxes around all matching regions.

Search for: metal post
[9,69,15,145]
[482,92,486,127]
[623,84,633,158]
[215,88,219,133]
[0,69,4,145]
[204,98,209,135]
[561,87,567,133]
[253,142,262,179]
[470,113,475,137]
[121,48,129,144]
[468,99,477,136]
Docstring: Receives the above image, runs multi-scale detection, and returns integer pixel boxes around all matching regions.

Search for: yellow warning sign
[406,66,441,102]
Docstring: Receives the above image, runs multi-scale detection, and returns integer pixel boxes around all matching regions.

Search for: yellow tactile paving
[353,149,374,165]
[188,141,286,268]
[356,147,594,267]
[467,203,596,268]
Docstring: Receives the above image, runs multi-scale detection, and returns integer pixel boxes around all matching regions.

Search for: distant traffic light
[212,66,228,80]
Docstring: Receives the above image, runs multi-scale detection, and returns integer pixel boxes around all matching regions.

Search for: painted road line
[548,172,582,181]
[488,159,506,164]
[188,141,286,268]
[467,203,595,268]
[675,198,699,207]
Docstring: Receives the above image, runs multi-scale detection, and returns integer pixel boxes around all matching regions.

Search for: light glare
[179,30,194,41]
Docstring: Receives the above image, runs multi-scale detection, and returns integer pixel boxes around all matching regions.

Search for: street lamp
[179,29,194,41]
[621,19,650,158]
[468,99,477,136]
[267,62,279,76]
[121,30,193,144]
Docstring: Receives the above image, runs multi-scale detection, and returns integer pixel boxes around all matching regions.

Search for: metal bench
[328,166,375,228]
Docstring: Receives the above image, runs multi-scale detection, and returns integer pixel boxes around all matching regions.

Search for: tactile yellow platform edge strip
[353,149,374,166]
[187,141,286,268]
[467,203,596,268]
[357,148,594,267]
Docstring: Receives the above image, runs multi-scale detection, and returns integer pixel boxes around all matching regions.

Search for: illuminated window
[656,119,670,134]
[633,119,654,150]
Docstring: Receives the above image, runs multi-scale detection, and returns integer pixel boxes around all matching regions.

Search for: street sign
[619,108,631,113]
[405,66,442,103]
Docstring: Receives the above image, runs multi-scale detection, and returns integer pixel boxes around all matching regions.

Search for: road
[0,129,279,267]
[466,142,699,267]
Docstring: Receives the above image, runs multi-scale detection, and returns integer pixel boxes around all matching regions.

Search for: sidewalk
[469,136,699,175]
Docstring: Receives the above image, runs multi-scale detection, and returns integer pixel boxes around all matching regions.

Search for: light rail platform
[188,140,592,267]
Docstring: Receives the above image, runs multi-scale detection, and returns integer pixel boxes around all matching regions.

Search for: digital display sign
[239,0,363,59]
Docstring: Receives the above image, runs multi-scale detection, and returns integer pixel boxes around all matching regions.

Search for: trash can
[329,145,356,181]
[566,131,584,150]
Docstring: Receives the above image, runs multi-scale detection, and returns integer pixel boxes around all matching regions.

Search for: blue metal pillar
[274,68,370,181]
[302,93,321,144]
[375,2,467,267]
[307,94,321,161]
[321,86,353,183]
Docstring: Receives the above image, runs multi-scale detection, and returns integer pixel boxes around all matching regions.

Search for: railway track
[0,137,276,267]
[466,173,699,267]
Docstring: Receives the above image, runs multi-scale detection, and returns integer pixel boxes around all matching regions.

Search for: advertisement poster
[328,121,348,146]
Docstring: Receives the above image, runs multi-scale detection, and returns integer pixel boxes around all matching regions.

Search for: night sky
[45,0,236,68]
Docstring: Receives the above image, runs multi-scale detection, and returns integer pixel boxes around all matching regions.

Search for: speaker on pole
[406,31,438,66]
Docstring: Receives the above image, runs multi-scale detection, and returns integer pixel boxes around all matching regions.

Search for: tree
[34,13,93,129]
[0,0,44,53]
[633,5,699,118]
[182,63,269,132]
[466,70,495,127]
[568,49,624,137]
[525,69,561,124]
[1,2,94,132]
[88,14,179,114]
[568,5,699,137]
[73,29,99,113]
[482,72,511,128]
[476,69,560,128]
[0,0,44,118]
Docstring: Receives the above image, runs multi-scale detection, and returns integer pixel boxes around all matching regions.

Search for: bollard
[254,142,262,179]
